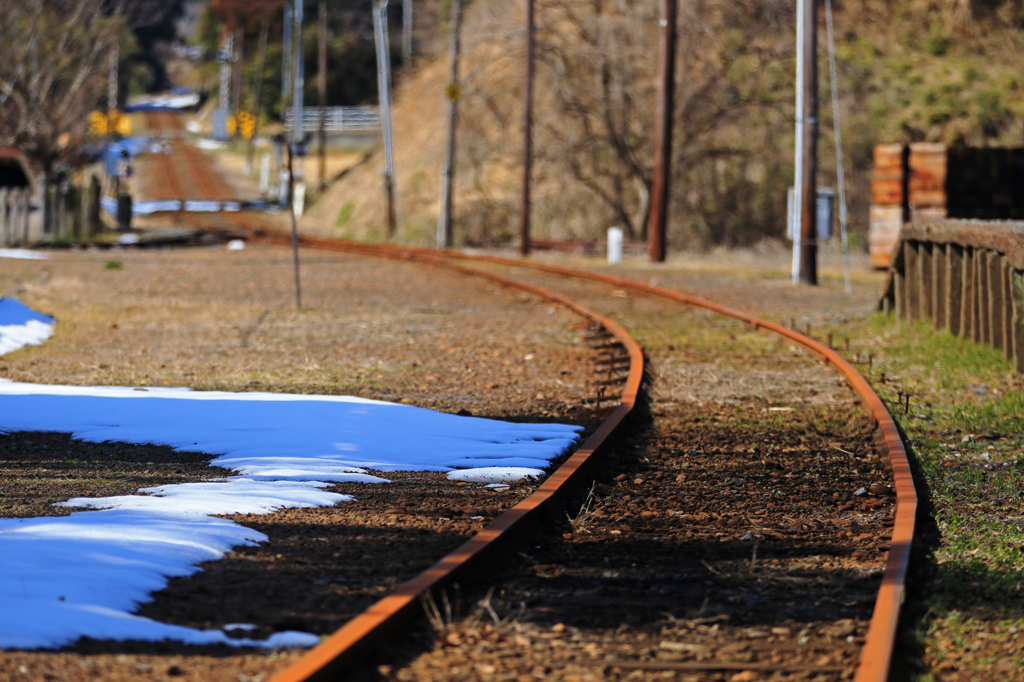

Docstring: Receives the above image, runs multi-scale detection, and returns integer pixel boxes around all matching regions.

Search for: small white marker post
[607,227,623,265]
[259,154,270,197]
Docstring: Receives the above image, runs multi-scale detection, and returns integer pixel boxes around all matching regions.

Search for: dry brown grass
[0,244,596,420]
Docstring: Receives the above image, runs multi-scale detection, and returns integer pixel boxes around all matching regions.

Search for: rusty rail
[137,118,911,678]
[877,219,1024,373]
[219,233,915,682]
[265,248,645,682]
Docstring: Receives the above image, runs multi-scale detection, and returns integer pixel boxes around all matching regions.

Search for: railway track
[131,113,914,682]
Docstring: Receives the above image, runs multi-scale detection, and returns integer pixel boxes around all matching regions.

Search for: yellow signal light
[89,111,108,135]
[236,111,255,140]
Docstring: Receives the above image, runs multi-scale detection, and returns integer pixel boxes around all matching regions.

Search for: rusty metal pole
[374,0,397,237]
[798,0,819,285]
[648,0,677,263]
[319,0,328,192]
[437,0,461,249]
[519,0,535,257]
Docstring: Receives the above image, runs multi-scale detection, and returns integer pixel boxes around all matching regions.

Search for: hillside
[300,0,1024,251]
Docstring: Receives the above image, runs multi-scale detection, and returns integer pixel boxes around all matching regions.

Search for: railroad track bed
[0,246,612,681]
[341,272,895,682]
[0,247,898,682]
[1,115,909,680]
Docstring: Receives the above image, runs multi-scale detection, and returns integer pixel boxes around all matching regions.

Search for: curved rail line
[134,113,914,680]
[226,233,915,682]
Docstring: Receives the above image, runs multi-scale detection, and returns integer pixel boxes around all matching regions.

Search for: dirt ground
[0,241,896,681]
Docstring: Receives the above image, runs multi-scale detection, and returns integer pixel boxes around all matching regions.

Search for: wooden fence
[877,220,1024,373]
[0,175,102,246]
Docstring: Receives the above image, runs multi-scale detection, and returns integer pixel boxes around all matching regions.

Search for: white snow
[447,467,546,484]
[0,509,319,649]
[0,379,583,650]
[0,298,55,356]
[0,249,50,260]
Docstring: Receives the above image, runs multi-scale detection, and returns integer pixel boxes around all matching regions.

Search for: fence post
[21,187,30,244]
[906,240,920,322]
[977,250,990,344]
[894,242,907,321]
[988,251,1004,352]
[1012,269,1024,374]
[0,187,8,247]
[1002,257,1013,360]
[88,175,101,237]
[933,243,947,330]
[947,243,963,335]
[920,242,934,321]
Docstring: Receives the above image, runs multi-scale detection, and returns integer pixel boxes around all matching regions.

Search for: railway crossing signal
[236,111,256,140]
[88,110,131,137]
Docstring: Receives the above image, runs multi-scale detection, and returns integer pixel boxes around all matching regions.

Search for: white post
[260,153,271,197]
[792,0,805,285]
[607,227,623,265]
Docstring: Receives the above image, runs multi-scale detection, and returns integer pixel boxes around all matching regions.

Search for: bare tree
[451,0,795,248]
[0,0,127,173]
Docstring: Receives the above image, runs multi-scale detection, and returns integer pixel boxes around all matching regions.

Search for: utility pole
[519,0,535,257]
[246,21,270,174]
[292,0,306,216]
[319,0,328,192]
[231,28,243,121]
[648,0,677,263]
[292,0,304,148]
[108,43,118,111]
[798,0,819,285]
[282,0,292,114]
[219,32,232,111]
[403,0,413,62]
[437,0,461,249]
[287,142,302,309]
[373,0,397,237]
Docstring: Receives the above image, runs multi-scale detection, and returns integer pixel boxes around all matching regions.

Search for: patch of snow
[0,509,318,649]
[0,381,582,649]
[0,298,55,356]
[447,467,547,484]
[57,479,351,516]
[0,249,50,260]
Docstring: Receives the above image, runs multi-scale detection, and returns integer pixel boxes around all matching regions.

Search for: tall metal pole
[799,0,819,285]
[791,0,804,284]
[282,0,292,115]
[519,0,535,257]
[231,28,243,118]
[319,0,328,191]
[108,43,118,111]
[403,0,413,62]
[374,0,397,237]
[648,0,677,263]
[287,142,302,309]
[247,21,270,174]
[219,32,232,110]
[292,0,304,148]
[437,0,461,249]
[825,0,851,295]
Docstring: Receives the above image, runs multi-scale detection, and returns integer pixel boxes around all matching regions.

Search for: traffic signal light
[236,111,256,140]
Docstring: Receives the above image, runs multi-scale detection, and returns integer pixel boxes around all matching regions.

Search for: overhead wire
[825,0,852,295]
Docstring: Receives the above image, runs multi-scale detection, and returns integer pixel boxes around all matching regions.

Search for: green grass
[817,311,1024,676]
